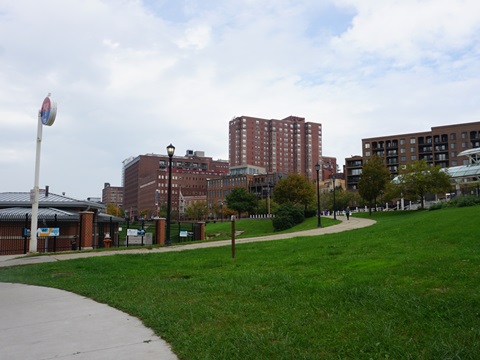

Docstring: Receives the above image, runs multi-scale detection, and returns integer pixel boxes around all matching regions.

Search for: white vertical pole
[30,111,42,253]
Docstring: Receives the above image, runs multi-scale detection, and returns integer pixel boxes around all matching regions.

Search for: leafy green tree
[394,160,452,209]
[272,174,315,209]
[358,156,391,214]
[255,198,278,216]
[321,187,357,213]
[225,187,257,218]
[185,200,208,221]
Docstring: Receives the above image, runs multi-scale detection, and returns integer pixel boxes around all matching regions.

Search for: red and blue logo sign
[40,95,57,126]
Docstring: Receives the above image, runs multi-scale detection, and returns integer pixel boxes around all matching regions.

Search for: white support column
[30,111,42,253]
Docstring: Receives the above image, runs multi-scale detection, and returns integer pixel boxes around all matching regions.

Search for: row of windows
[364,151,462,163]
[365,132,473,149]
[367,142,470,156]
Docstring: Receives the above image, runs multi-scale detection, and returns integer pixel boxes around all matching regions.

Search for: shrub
[428,202,444,211]
[272,203,305,231]
[304,209,317,218]
[429,196,480,211]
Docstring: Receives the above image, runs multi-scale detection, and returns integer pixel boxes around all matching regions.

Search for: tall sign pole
[30,93,57,253]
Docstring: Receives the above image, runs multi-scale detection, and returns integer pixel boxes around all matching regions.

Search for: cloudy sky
[1,0,480,200]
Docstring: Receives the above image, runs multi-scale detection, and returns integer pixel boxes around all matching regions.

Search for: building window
[450,133,456,140]
[411,155,417,161]
[365,143,370,149]
[450,143,456,149]
[462,132,467,139]
[410,138,416,144]
[462,142,467,148]
[365,151,370,157]
[410,147,416,152]
[400,138,406,145]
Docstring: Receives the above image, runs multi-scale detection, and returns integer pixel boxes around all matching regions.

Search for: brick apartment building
[123,150,229,219]
[229,115,323,181]
[102,183,124,208]
[206,166,281,217]
[345,121,480,190]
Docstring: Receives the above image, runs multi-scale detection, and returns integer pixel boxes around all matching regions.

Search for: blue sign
[38,227,60,237]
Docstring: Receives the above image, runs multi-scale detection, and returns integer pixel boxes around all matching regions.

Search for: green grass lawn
[205,215,339,240]
[1,208,479,359]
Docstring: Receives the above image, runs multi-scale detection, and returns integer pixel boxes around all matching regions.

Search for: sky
[1,0,480,200]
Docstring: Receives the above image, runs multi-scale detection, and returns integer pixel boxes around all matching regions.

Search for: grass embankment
[205,215,339,240]
[1,208,479,359]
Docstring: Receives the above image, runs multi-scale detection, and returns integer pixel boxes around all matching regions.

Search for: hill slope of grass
[1,207,479,359]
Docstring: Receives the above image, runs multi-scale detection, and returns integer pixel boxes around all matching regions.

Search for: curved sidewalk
[0,217,375,360]
[0,216,375,267]
[0,282,178,360]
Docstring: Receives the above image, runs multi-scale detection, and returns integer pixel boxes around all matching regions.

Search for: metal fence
[0,214,79,255]
[1,214,202,255]
[170,221,195,244]
[121,219,154,247]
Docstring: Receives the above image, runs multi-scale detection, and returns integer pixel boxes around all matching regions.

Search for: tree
[105,203,123,217]
[321,187,358,213]
[225,187,257,217]
[185,200,208,220]
[272,174,315,209]
[358,156,391,215]
[394,160,452,209]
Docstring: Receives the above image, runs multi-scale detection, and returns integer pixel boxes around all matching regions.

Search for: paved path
[0,216,375,267]
[0,216,375,360]
[0,282,178,360]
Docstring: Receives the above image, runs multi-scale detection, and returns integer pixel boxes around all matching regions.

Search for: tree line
[106,157,453,228]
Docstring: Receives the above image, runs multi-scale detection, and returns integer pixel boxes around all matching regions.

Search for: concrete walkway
[0,216,375,267]
[0,216,375,360]
[0,283,178,360]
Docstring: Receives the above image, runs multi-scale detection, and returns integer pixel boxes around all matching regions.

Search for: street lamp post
[166,144,175,245]
[332,174,337,220]
[219,201,223,222]
[315,163,322,228]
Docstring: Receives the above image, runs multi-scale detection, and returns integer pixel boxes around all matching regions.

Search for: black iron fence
[0,214,79,255]
[121,219,154,247]
[1,214,202,255]
[170,221,195,244]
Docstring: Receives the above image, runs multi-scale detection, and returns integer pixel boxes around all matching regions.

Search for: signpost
[231,215,236,259]
[30,94,57,253]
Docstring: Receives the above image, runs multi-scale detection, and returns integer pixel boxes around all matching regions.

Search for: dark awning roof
[0,192,105,210]
[0,207,79,221]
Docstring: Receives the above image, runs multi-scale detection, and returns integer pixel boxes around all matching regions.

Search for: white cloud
[333,0,480,67]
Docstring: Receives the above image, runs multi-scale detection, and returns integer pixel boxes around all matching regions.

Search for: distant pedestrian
[346,207,350,220]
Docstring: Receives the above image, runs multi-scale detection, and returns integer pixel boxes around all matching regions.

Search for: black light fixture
[166,144,175,245]
[315,163,322,228]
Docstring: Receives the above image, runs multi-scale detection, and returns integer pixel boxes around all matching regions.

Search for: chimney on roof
[45,186,49,197]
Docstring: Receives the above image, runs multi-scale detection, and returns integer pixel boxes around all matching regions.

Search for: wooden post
[231,215,236,259]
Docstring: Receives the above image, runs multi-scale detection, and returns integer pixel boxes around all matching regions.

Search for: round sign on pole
[40,94,57,126]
